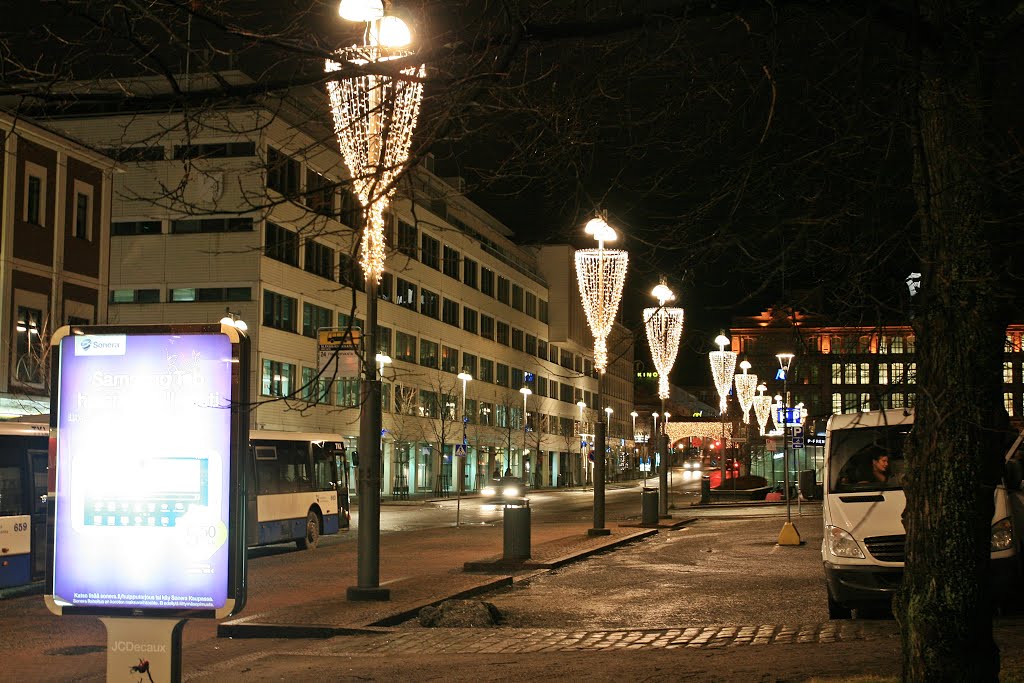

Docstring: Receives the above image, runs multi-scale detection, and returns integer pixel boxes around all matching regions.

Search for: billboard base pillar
[100,617,185,683]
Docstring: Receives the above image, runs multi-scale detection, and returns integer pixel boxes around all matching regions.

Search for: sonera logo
[75,334,126,356]
[80,338,92,350]
[111,640,167,653]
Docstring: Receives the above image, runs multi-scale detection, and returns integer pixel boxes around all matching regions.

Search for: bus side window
[30,451,47,513]
[0,465,24,515]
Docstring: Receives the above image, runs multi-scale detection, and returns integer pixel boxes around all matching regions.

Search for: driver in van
[867,452,891,483]
[839,445,892,486]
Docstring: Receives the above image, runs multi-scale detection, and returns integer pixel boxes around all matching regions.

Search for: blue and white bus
[246,430,351,549]
[0,421,48,588]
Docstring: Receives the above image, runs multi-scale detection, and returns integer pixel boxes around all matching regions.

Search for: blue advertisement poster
[50,331,238,614]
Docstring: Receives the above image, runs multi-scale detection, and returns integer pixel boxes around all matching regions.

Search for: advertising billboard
[46,324,249,619]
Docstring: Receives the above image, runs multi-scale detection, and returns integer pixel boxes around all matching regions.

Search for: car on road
[480,475,527,505]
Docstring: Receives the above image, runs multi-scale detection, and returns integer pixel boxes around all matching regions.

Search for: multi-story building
[22,74,634,494]
[0,112,116,417]
[730,305,1024,429]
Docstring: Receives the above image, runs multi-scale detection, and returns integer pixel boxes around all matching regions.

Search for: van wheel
[297,511,320,550]
[828,592,852,619]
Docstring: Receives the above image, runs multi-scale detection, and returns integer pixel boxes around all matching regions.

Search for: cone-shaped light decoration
[643,279,684,400]
[325,13,425,282]
[575,216,628,373]
[708,334,737,414]
[753,383,773,436]
[734,360,758,424]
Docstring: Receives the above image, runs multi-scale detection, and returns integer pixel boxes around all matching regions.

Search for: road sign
[454,444,467,457]
[791,425,805,449]
[318,327,360,377]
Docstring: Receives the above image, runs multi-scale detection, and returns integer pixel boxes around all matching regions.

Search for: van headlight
[991,517,1014,552]
[826,525,865,559]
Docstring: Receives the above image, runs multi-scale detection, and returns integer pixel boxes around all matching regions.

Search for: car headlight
[826,525,865,559]
[481,486,496,496]
[991,517,1014,552]
[502,486,520,498]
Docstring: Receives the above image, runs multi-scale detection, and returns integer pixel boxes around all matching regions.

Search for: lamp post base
[587,528,612,537]
[776,521,802,546]
[346,586,392,602]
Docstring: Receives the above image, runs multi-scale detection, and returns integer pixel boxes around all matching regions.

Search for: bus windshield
[829,424,911,494]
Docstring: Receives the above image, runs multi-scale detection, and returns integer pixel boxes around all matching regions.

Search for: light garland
[734,360,758,424]
[326,41,425,281]
[644,306,685,399]
[753,384,773,436]
[708,335,737,414]
[664,421,734,445]
[575,219,628,373]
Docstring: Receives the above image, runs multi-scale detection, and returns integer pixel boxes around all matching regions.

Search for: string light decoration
[643,280,685,400]
[753,383,774,435]
[325,14,425,281]
[708,334,737,414]
[575,216,629,373]
[734,360,758,424]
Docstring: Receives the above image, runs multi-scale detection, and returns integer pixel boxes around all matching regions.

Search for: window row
[111,287,252,304]
[829,362,917,385]
[394,219,549,324]
[830,392,916,415]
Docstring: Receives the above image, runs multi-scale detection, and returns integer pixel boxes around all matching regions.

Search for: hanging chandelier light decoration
[643,280,685,400]
[734,360,758,424]
[708,334,737,414]
[325,4,426,282]
[753,383,773,435]
[575,216,629,373]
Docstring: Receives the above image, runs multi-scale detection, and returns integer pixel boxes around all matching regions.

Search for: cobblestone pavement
[305,620,898,655]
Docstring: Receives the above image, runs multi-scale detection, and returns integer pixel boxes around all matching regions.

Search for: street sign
[454,444,467,458]
[775,407,802,426]
[791,426,805,449]
[318,327,360,377]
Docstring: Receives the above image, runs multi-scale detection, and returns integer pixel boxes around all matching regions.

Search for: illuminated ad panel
[48,328,244,617]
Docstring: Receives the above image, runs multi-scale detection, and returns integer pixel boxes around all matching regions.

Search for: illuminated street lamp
[753,384,773,436]
[776,352,801,546]
[630,410,638,439]
[734,361,758,424]
[455,371,472,526]
[604,406,613,427]
[575,215,628,536]
[326,0,425,603]
[375,353,391,376]
[219,309,248,332]
[644,279,684,517]
[519,386,532,478]
[709,334,737,487]
[576,400,587,486]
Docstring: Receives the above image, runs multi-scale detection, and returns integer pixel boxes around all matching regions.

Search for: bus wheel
[297,511,320,550]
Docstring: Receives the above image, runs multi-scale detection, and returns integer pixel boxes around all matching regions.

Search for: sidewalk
[218,518,664,638]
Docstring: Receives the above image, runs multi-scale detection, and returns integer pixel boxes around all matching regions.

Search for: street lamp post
[644,279,684,517]
[576,400,587,487]
[575,215,629,536]
[455,371,472,526]
[326,0,425,603]
[630,410,638,475]
[709,334,737,489]
[519,386,532,479]
[776,352,801,546]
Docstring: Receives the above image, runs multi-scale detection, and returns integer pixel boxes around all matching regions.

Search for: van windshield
[828,424,911,494]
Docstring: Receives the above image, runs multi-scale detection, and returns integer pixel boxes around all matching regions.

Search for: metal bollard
[641,487,659,526]
[700,476,711,505]
[503,499,531,560]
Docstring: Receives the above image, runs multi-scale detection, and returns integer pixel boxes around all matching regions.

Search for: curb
[463,528,658,572]
[216,575,513,638]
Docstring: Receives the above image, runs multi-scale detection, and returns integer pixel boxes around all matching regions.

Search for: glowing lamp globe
[338,0,384,22]
[373,16,412,47]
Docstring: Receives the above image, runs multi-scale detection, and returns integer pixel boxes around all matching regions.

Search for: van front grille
[864,534,905,562]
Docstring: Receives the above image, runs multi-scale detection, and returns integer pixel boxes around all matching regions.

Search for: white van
[821,409,1024,618]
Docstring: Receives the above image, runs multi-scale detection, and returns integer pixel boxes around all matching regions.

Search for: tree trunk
[894,6,1003,680]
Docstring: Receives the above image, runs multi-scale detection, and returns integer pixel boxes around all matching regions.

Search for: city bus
[247,430,351,550]
[0,420,48,588]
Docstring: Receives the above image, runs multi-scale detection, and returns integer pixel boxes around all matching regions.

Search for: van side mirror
[1006,459,1023,491]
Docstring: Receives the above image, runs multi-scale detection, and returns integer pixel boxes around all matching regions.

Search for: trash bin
[503,498,531,560]
[799,470,817,500]
[700,476,711,505]
[641,487,659,526]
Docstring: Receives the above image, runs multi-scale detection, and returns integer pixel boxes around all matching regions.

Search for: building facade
[27,76,634,494]
[0,113,116,417]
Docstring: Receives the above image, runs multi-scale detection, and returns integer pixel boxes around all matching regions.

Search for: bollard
[700,476,711,505]
[641,487,659,526]
[503,499,531,560]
